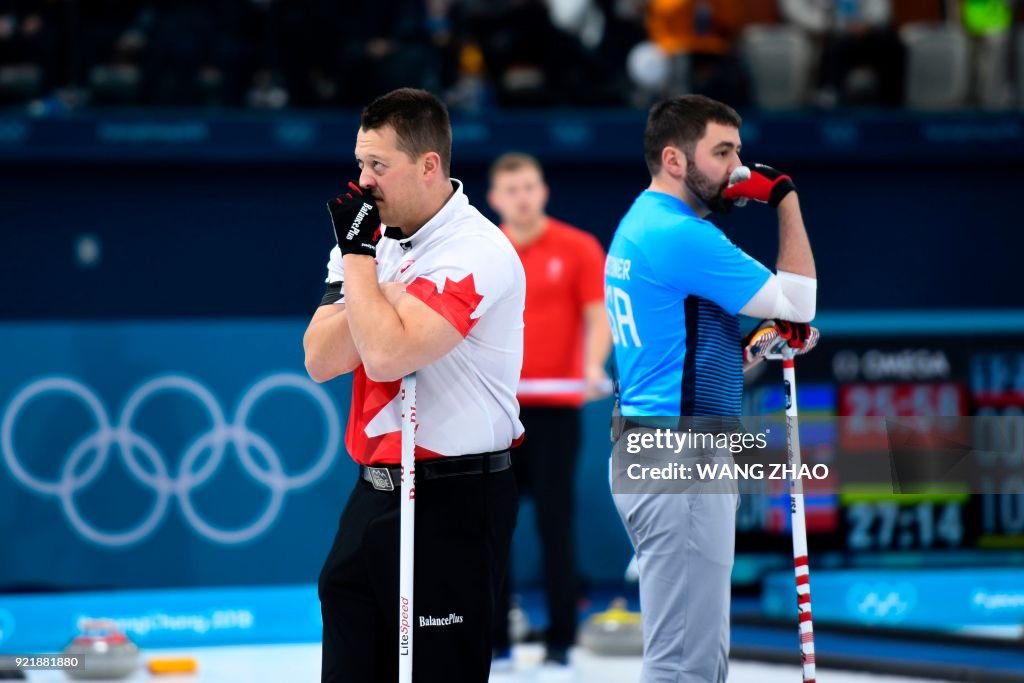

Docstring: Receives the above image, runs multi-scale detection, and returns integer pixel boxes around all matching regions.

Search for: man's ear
[422,151,443,181]
[661,146,686,179]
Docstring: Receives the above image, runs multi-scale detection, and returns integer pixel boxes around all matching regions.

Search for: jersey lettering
[606,284,642,348]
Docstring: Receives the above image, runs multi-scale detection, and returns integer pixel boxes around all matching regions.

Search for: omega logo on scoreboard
[833,349,951,382]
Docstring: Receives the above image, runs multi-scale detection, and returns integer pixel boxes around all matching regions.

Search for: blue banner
[1,111,1021,163]
[763,567,1024,632]
[0,320,355,589]
[0,585,320,651]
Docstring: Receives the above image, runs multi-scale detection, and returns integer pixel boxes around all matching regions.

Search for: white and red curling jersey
[323,180,526,465]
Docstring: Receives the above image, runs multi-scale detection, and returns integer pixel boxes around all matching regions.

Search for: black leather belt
[360,450,511,492]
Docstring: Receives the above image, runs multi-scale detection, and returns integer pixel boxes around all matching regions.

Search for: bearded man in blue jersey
[605,94,817,683]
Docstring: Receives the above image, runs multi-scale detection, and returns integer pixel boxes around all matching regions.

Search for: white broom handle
[398,373,417,683]
[782,351,816,683]
[516,378,614,396]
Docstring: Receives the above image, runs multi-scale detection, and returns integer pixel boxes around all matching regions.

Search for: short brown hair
[644,95,742,175]
[360,88,453,176]
[488,152,544,185]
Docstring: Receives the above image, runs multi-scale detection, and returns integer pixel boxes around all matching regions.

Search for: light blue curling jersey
[605,191,770,417]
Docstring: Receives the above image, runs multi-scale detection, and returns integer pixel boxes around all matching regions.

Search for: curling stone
[579,598,643,656]
[62,619,139,680]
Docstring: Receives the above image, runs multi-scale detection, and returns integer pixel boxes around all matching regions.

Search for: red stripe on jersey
[795,555,809,567]
[362,431,446,466]
[796,574,810,586]
[345,366,402,465]
[798,593,811,605]
[799,611,813,623]
[783,358,795,369]
[345,365,499,465]
[406,274,484,337]
[346,366,450,465]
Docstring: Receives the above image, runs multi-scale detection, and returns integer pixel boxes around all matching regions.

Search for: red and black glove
[326,182,382,258]
[743,319,819,370]
[723,163,797,208]
[775,320,813,349]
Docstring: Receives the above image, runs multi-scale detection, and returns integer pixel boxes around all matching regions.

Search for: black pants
[319,468,517,683]
[494,406,581,651]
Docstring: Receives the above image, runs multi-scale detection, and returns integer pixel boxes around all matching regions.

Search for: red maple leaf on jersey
[406,273,485,336]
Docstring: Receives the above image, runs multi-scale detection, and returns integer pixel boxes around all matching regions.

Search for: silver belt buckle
[367,467,395,492]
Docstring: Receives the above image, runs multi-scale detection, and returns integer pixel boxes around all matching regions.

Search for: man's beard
[685,158,733,214]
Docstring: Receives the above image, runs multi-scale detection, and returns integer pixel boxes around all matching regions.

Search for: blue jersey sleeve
[649,218,771,315]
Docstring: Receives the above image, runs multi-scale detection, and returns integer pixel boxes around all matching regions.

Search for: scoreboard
[735,331,1024,563]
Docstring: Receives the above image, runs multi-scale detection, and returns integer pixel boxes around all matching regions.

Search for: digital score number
[972,352,1024,548]
[838,382,966,451]
[845,499,964,551]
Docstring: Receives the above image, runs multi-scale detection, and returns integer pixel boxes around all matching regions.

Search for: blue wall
[1,110,1021,318]
[3,159,1019,317]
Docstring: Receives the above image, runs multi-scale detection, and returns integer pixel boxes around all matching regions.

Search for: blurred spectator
[549,0,608,50]
[331,0,439,107]
[78,0,146,105]
[962,0,1013,33]
[444,40,493,112]
[1,0,1013,111]
[129,0,248,107]
[567,0,649,104]
[958,0,1014,107]
[781,0,906,107]
[235,0,287,109]
[429,0,493,110]
[272,0,343,107]
[889,0,946,25]
[733,2,812,110]
[643,0,751,104]
[0,1,60,105]
[597,0,650,73]
[540,0,641,104]
[428,0,464,96]
[466,0,622,106]
[464,0,553,106]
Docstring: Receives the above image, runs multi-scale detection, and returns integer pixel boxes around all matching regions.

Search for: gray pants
[611,445,738,683]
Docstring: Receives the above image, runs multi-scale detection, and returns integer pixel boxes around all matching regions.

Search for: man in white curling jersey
[304,87,526,683]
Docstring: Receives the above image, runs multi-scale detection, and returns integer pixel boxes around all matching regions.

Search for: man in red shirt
[488,153,611,671]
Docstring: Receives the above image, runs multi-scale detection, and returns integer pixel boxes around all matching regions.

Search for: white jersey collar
[387,179,467,249]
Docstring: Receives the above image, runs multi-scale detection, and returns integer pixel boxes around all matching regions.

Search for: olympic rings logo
[848,582,916,623]
[1,373,340,547]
